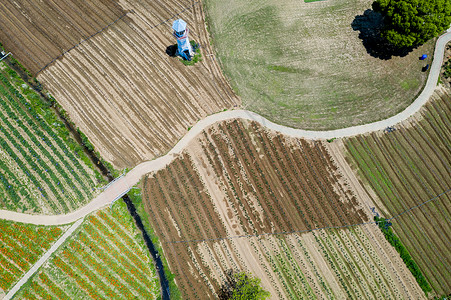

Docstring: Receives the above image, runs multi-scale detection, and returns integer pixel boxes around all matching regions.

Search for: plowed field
[141,119,423,299]
[0,0,239,169]
[0,0,125,75]
[344,87,451,296]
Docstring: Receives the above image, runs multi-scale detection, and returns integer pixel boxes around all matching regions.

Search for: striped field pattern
[345,88,451,295]
[16,200,159,299]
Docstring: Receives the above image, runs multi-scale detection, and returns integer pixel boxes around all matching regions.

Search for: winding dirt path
[0,30,450,226]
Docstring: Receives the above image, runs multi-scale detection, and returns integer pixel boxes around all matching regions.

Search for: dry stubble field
[0,0,239,169]
[343,88,451,296]
[141,119,424,299]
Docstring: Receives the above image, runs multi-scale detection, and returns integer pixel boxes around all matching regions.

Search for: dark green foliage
[180,41,202,66]
[77,128,95,152]
[127,185,181,300]
[218,270,270,300]
[372,0,451,47]
[443,59,451,78]
[374,216,432,294]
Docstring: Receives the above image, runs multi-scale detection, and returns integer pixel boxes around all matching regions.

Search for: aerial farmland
[0,0,449,299]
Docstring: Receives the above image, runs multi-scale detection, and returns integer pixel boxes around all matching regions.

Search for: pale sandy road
[0,30,449,225]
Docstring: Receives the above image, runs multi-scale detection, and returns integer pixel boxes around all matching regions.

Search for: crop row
[17,201,159,299]
[344,92,451,295]
[0,65,98,213]
[0,220,63,292]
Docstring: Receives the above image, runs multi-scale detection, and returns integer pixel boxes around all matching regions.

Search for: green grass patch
[204,0,434,130]
[180,41,202,66]
[374,216,431,295]
[127,185,182,300]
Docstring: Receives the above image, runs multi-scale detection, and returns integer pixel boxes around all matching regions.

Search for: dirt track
[138,119,423,299]
[37,0,239,169]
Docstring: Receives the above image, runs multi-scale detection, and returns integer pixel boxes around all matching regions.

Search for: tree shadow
[165,44,177,57]
[351,9,414,60]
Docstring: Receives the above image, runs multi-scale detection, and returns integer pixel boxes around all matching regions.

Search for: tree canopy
[372,0,451,47]
[218,270,270,300]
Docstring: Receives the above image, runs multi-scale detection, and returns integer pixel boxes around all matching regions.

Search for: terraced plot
[0,220,65,297]
[344,87,451,295]
[0,62,101,214]
[25,0,239,169]
[16,200,160,299]
[141,119,423,298]
[0,0,125,75]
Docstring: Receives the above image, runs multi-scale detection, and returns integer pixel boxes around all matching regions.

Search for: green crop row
[374,216,431,294]
[0,88,85,203]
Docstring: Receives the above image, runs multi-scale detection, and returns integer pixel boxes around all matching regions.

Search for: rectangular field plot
[141,119,423,299]
[0,220,65,296]
[39,0,239,169]
[16,200,160,300]
[0,62,101,214]
[0,0,125,74]
[344,88,451,295]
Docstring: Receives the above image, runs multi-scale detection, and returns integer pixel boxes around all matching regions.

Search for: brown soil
[0,0,125,75]
[140,119,422,299]
[35,1,239,169]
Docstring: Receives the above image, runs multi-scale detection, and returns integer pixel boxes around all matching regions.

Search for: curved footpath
[1,30,451,226]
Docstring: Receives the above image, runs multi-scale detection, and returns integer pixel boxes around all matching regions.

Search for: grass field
[16,200,160,299]
[140,119,423,299]
[344,88,451,296]
[204,0,434,130]
[0,220,65,297]
[0,61,102,214]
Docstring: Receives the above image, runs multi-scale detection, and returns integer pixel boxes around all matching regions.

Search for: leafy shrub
[375,216,431,294]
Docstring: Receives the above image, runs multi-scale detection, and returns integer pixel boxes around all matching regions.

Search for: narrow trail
[0,30,450,226]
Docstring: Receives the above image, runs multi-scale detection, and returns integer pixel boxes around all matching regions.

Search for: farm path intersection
[1,30,451,226]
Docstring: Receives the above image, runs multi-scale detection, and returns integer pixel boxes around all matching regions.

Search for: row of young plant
[345,123,448,294]
[0,64,100,212]
[0,85,83,210]
[18,201,159,299]
[0,65,99,181]
[131,183,181,299]
[0,220,63,292]
[202,122,388,298]
[375,216,431,294]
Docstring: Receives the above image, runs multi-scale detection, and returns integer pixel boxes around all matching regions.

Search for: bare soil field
[0,0,125,75]
[204,0,434,130]
[344,87,451,296]
[34,0,239,169]
[141,119,424,299]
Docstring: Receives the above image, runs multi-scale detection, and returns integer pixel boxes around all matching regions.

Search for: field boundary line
[3,218,84,300]
[0,30,449,226]
[163,188,451,244]
[35,12,130,75]
[35,0,201,75]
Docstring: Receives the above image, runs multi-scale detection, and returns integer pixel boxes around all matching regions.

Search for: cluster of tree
[374,216,432,294]
[218,270,270,300]
[372,0,451,47]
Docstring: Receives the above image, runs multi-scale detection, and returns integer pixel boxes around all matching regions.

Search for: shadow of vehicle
[351,9,414,60]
